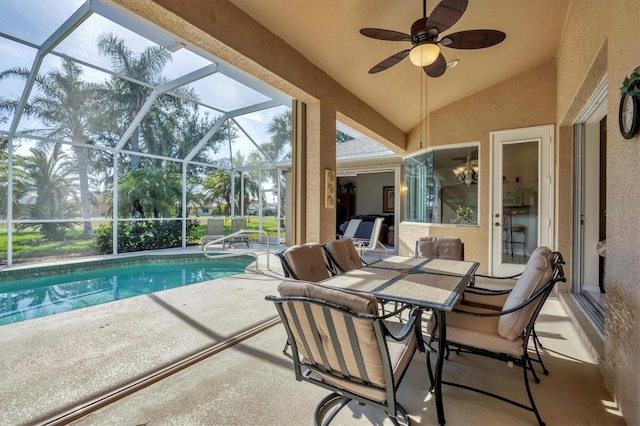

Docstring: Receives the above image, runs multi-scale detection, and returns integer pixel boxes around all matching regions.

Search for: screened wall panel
[0,38,37,132]
[1,0,292,265]
[1,1,84,45]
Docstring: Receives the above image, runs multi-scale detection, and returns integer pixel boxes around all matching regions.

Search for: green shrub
[94,220,199,254]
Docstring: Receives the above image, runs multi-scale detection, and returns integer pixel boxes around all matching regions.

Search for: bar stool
[510,225,527,256]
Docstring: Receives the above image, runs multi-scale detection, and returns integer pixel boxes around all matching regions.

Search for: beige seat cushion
[416,236,463,260]
[277,281,415,402]
[325,239,364,272]
[498,247,554,341]
[278,280,378,315]
[465,247,556,309]
[428,305,524,357]
[283,244,332,282]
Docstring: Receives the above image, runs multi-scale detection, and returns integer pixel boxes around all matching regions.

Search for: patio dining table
[320,255,479,425]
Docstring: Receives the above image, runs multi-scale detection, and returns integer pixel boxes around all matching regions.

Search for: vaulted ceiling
[229,0,570,133]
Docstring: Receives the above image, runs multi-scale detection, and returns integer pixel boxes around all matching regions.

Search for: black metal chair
[276,243,335,282]
[323,238,366,273]
[425,248,566,426]
[465,250,565,376]
[267,280,425,425]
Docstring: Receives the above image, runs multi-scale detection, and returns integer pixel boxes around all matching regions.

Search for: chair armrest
[383,309,423,341]
[475,272,522,280]
[380,302,414,320]
[464,287,512,295]
[454,277,565,317]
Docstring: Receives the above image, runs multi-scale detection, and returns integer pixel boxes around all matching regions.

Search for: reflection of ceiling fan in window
[452,148,478,185]
[360,0,506,77]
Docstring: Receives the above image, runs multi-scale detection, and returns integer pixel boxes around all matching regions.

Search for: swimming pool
[0,256,252,326]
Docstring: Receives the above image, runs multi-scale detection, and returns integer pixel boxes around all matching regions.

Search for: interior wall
[556,0,640,423]
[399,60,557,269]
[346,173,394,216]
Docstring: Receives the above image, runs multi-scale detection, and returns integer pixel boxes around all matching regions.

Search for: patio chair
[276,243,334,282]
[228,217,249,248]
[323,238,366,273]
[425,247,566,426]
[463,248,565,376]
[201,218,225,246]
[415,236,464,260]
[267,280,425,425]
[338,218,362,239]
[355,217,387,260]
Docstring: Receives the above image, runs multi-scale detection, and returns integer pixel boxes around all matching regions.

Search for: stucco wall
[556,0,640,423]
[399,60,557,274]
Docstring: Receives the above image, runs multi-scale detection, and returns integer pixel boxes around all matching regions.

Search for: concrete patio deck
[0,248,624,425]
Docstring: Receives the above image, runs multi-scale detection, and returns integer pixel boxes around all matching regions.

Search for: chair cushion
[283,244,332,283]
[428,305,524,357]
[498,247,554,341]
[277,280,378,315]
[325,239,364,272]
[416,236,463,260]
[317,320,416,402]
[279,281,410,402]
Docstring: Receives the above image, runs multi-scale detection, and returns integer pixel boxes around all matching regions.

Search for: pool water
[0,258,251,326]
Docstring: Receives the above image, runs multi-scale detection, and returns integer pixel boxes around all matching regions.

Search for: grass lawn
[0,228,100,262]
[194,216,282,238]
[1,216,284,264]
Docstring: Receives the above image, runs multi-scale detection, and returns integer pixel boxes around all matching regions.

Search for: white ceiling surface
[229,0,570,134]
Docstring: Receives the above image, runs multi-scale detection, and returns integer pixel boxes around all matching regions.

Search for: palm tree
[0,136,29,219]
[0,60,101,237]
[203,155,260,216]
[97,32,171,170]
[263,110,292,161]
[115,160,182,219]
[15,144,79,240]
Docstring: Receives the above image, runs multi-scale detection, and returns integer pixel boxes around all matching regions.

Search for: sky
[0,0,290,164]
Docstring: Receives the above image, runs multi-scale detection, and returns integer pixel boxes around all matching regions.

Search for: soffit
[229,0,570,134]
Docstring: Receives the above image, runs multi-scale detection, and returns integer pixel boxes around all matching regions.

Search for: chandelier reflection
[453,152,478,186]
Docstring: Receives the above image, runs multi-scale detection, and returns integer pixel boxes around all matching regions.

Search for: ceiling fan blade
[443,29,506,49]
[360,28,412,42]
[425,0,468,34]
[424,53,447,77]
[369,50,410,74]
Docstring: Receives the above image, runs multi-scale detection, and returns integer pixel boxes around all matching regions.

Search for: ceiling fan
[360,0,506,77]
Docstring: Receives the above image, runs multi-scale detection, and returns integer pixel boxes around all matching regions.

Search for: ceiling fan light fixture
[409,43,440,66]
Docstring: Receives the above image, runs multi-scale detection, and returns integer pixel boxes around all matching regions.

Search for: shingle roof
[336,137,392,158]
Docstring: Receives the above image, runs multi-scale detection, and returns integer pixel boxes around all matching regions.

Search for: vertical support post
[305,102,336,243]
[182,162,188,248]
[112,156,119,255]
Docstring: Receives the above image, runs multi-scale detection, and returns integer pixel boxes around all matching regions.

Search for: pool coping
[0,251,254,283]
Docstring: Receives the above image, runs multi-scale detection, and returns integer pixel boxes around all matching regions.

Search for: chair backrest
[231,217,246,232]
[415,236,464,260]
[363,217,385,249]
[281,244,332,282]
[206,218,225,235]
[498,246,558,341]
[324,239,364,272]
[272,280,396,403]
[342,219,362,239]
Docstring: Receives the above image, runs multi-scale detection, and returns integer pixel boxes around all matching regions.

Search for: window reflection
[404,145,479,225]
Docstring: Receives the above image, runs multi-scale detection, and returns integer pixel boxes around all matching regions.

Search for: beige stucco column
[304,102,336,243]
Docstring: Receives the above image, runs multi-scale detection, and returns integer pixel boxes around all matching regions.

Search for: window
[404,145,479,225]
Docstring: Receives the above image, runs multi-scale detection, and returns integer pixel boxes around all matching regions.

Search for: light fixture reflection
[453,151,479,186]
[409,43,440,66]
